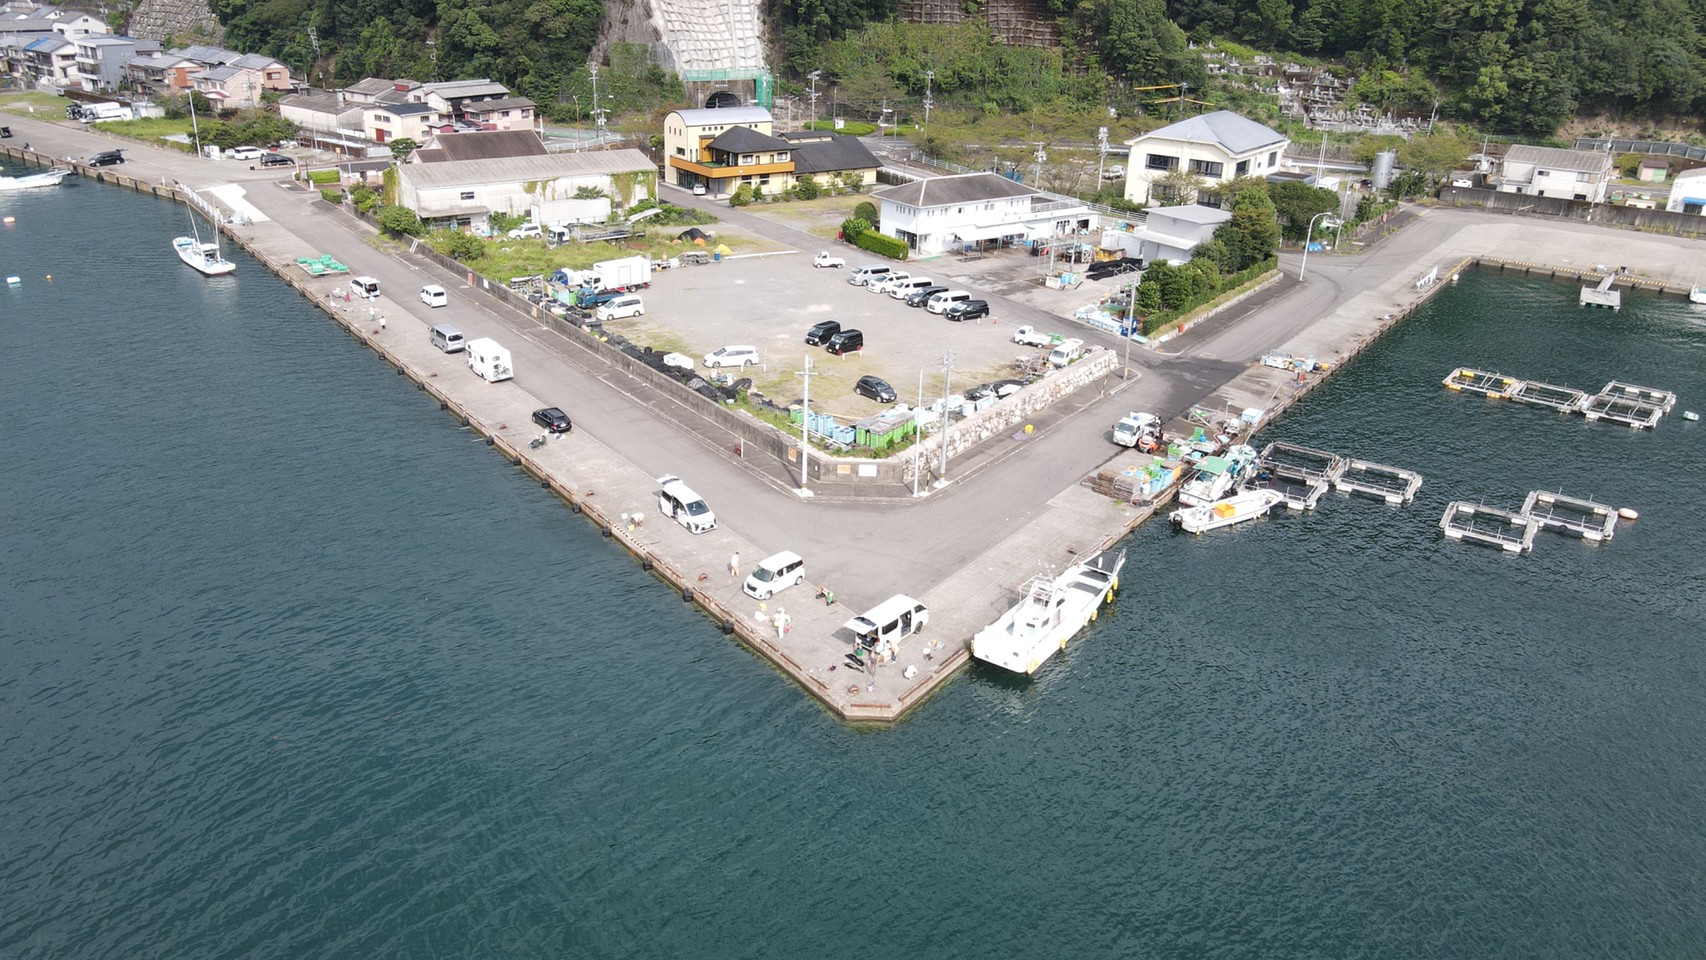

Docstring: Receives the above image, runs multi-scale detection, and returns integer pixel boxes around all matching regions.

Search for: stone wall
[129,0,221,44]
[1440,185,1706,237]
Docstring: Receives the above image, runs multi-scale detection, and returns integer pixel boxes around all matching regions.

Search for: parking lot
[597,248,1106,418]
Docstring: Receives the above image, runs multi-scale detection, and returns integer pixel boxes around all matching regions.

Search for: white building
[1123,110,1290,205]
[872,172,1096,256]
[1104,204,1233,265]
[1665,168,1706,215]
[395,149,656,231]
[1496,145,1614,202]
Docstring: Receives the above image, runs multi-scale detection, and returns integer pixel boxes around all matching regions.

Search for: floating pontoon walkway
[1247,472,1329,511]
[1443,370,1676,429]
[1443,367,1520,398]
[1440,501,1539,554]
[1508,379,1587,412]
[1335,459,1424,505]
[1580,272,1622,310]
[1520,491,1619,541]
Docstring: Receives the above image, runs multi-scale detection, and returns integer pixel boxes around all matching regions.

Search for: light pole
[922,69,934,144]
[1097,125,1108,184]
[1299,212,1340,280]
[808,70,821,128]
[913,365,928,497]
[936,351,954,486]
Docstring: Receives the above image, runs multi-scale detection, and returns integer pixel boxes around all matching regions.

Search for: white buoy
[5,276,19,286]
[1685,411,1700,421]
[1618,507,1639,521]
[2,216,15,224]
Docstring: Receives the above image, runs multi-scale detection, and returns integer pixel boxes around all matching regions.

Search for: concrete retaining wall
[1441,185,1706,237]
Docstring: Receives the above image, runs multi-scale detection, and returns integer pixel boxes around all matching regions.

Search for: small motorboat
[1170,489,1285,535]
[0,168,71,191]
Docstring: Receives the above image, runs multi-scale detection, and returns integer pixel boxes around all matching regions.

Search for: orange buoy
[1618,507,1639,521]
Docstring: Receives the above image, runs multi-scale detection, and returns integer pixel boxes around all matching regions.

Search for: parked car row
[802,319,864,356]
[846,263,990,321]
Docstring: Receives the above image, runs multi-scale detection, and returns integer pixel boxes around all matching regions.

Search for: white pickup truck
[813,251,846,268]
[1112,411,1161,448]
[1011,325,1053,348]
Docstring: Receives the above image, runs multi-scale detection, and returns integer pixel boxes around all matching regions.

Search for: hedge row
[855,229,909,261]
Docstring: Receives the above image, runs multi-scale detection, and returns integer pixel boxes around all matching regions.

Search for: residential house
[278,90,371,152]
[410,79,511,121]
[192,63,265,109]
[1104,204,1233,265]
[125,52,197,93]
[363,101,444,144]
[49,10,101,35]
[229,52,290,90]
[459,95,535,131]
[341,77,419,105]
[1123,110,1291,205]
[1496,145,1614,202]
[1665,168,1706,215]
[662,105,775,190]
[74,34,156,91]
[394,148,656,231]
[873,172,1097,256]
[23,32,76,87]
[780,131,882,189]
[411,129,549,163]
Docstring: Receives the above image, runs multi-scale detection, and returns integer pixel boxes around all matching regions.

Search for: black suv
[804,319,841,346]
[945,299,990,322]
[854,375,897,403]
[87,150,125,167]
[532,407,573,434]
[259,152,293,167]
[905,285,949,308]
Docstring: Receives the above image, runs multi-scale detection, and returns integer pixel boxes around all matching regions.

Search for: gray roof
[671,105,771,127]
[1148,203,1233,226]
[279,91,341,115]
[1503,145,1613,173]
[230,52,283,71]
[708,125,791,153]
[399,148,655,189]
[171,43,239,65]
[1131,110,1288,155]
[420,129,548,162]
[784,132,881,175]
[874,172,1037,207]
[463,95,534,112]
[194,64,255,82]
[419,78,509,100]
[345,76,414,97]
[371,101,436,116]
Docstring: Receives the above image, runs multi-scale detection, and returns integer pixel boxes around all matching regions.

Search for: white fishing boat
[1177,443,1257,506]
[0,168,71,191]
[1690,271,1706,305]
[173,234,235,275]
[971,548,1125,675]
[1170,488,1285,535]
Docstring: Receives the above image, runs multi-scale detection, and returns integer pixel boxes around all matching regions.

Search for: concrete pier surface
[9,117,1706,721]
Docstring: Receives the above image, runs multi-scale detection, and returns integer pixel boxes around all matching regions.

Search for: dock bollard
[721,619,734,635]
[681,588,693,602]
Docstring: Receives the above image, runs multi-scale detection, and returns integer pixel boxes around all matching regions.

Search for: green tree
[437,229,488,260]
[1268,181,1339,241]
[377,205,422,236]
[388,137,419,162]
[841,216,871,241]
[730,184,755,207]
[793,175,821,200]
[853,201,878,222]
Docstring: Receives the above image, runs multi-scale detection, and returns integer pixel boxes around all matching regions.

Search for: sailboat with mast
[173,182,235,276]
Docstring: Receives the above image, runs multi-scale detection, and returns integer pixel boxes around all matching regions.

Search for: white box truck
[466,338,513,383]
[80,102,133,122]
[592,255,651,291]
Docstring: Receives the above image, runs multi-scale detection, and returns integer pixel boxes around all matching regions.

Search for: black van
[824,329,864,355]
[805,319,841,345]
[87,150,125,167]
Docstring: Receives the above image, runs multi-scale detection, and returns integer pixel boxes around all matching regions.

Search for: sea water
[3,185,1702,958]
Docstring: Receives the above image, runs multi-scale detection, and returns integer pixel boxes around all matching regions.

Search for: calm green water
[3,182,1703,958]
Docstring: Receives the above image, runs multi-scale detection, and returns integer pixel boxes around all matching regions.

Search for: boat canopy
[1197,455,1231,475]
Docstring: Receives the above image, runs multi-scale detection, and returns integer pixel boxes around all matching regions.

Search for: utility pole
[1033,141,1046,188]
[1097,126,1108,185]
[913,366,926,497]
[922,69,934,144]
[590,65,607,134]
[937,351,954,485]
[808,70,821,129]
[797,356,813,489]
[1123,277,1137,379]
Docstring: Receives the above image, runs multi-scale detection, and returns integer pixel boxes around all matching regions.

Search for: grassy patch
[0,91,68,115]
[92,117,195,145]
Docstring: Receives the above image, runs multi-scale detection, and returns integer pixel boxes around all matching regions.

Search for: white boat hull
[0,169,71,191]
[1170,489,1285,534]
[972,549,1125,675]
[1690,288,1706,305]
[174,236,236,276]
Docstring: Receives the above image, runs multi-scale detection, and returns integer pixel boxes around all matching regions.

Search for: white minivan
[702,345,759,369]
[596,294,645,321]
[1048,338,1086,367]
[657,474,716,534]
[847,264,896,287]
[844,595,930,650]
[429,323,465,353]
[867,270,910,294]
[420,284,448,308]
[350,276,381,300]
[743,551,806,600]
[888,276,935,300]
[926,290,972,314]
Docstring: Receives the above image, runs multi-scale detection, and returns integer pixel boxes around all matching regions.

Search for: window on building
[1236,160,1249,176]
[1190,159,1225,178]
[1146,153,1178,171]
[1268,151,1278,166]
[459,191,475,200]
[1537,169,1550,177]
[1576,171,1590,182]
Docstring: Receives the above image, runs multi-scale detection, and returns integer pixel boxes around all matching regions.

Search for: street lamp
[808,70,821,128]
[1299,211,1341,280]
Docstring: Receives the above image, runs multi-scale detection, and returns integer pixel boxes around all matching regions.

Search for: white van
[350,276,380,300]
[887,276,935,300]
[1048,338,1086,368]
[656,474,716,534]
[429,324,465,353]
[926,290,972,314]
[596,294,645,321]
[867,270,910,294]
[702,345,759,369]
[844,595,930,650]
[420,284,448,308]
[465,337,513,383]
[847,264,896,287]
[743,551,805,600]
